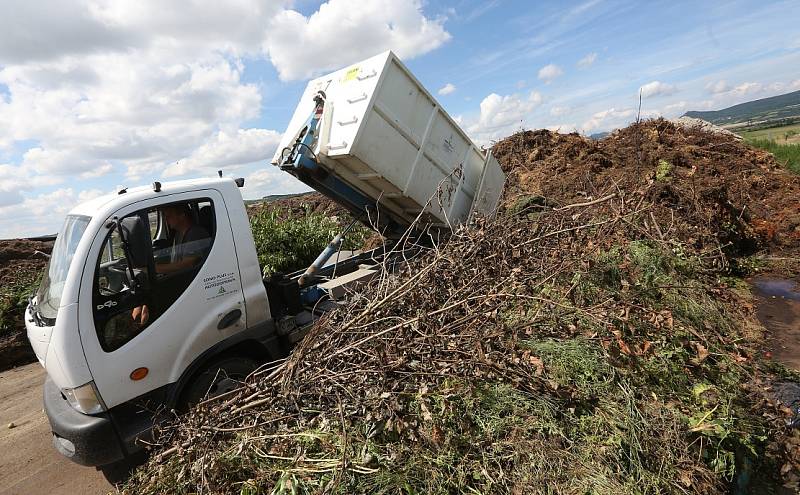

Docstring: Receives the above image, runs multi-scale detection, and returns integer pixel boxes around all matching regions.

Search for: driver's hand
[131,305,150,326]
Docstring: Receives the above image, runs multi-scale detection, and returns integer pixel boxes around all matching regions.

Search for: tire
[98,451,147,485]
[179,356,258,410]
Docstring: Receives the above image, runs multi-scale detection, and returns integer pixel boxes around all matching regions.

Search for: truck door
[78,190,247,409]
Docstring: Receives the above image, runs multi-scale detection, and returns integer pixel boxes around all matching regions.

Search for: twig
[555,193,617,211]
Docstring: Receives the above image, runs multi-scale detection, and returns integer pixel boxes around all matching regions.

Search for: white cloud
[263,0,451,81]
[1,52,264,182]
[767,82,786,93]
[567,0,602,18]
[664,101,689,114]
[550,106,570,117]
[243,168,312,200]
[545,123,578,133]
[19,146,112,177]
[164,128,283,178]
[0,164,28,208]
[696,99,717,110]
[639,81,677,98]
[577,52,597,68]
[538,64,563,83]
[582,108,635,133]
[438,83,456,95]
[0,162,63,209]
[705,80,730,94]
[705,80,766,98]
[459,0,501,22]
[0,1,270,184]
[0,187,106,238]
[0,0,137,64]
[729,82,762,96]
[81,163,113,179]
[467,91,543,144]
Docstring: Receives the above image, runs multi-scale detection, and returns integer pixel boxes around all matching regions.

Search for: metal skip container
[272,51,505,229]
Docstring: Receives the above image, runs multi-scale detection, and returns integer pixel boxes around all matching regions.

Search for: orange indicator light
[130,367,149,381]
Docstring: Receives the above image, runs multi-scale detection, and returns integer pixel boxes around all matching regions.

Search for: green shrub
[655,159,673,181]
[249,207,371,277]
[0,272,41,335]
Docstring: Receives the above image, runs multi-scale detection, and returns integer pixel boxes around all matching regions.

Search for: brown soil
[493,119,800,259]
[0,239,53,372]
[0,363,111,495]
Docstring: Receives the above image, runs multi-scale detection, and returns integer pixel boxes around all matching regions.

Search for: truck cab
[26,177,283,470]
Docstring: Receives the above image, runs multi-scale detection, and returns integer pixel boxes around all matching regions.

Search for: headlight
[62,381,106,415]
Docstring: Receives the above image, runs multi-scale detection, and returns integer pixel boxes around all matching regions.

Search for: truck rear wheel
[179,356,258,410]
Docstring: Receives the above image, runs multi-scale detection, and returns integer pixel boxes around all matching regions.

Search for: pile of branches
[125,167,798,493]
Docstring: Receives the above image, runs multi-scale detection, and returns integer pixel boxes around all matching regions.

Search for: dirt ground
[0,362,110,495]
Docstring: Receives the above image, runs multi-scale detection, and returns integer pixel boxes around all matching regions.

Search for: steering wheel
[103,259,131,294]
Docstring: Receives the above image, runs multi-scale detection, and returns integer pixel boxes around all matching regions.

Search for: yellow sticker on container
[342,67,359,82]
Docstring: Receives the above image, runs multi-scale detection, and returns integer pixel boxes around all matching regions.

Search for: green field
[739,122,800,144]
[745,138,800,174]
[737,123,800,174]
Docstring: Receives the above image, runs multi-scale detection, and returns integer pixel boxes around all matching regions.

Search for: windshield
[36,215,91,322]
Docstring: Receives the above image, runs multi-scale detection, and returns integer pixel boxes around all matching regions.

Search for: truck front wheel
[98,451,148,485]
[179,356,258,410]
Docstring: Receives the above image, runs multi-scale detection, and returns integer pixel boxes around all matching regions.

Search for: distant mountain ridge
[683,90,800,127]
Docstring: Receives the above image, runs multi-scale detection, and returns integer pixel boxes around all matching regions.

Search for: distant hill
[683,90,800,127]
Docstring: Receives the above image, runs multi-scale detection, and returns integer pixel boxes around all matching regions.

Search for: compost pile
[495,118,800,259]
[0,239,52,371]
[247,192,344,220]
[125,120,800,494]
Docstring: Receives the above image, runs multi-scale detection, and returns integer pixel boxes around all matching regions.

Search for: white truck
[24,51,505,478]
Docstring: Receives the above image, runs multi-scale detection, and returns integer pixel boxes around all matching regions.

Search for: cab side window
[92,199,216,352]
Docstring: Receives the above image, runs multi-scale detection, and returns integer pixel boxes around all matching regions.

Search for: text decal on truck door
[203,272,240,300]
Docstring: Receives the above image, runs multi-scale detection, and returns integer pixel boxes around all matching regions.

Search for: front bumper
[43,376,126,467]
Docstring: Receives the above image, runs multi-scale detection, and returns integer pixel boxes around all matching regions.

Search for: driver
[156,204,210,274]
[131,204,210,325]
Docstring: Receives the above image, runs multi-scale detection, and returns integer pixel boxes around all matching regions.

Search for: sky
[0,0,798,238]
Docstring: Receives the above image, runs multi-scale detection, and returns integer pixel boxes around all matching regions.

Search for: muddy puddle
[751,277,800,370]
